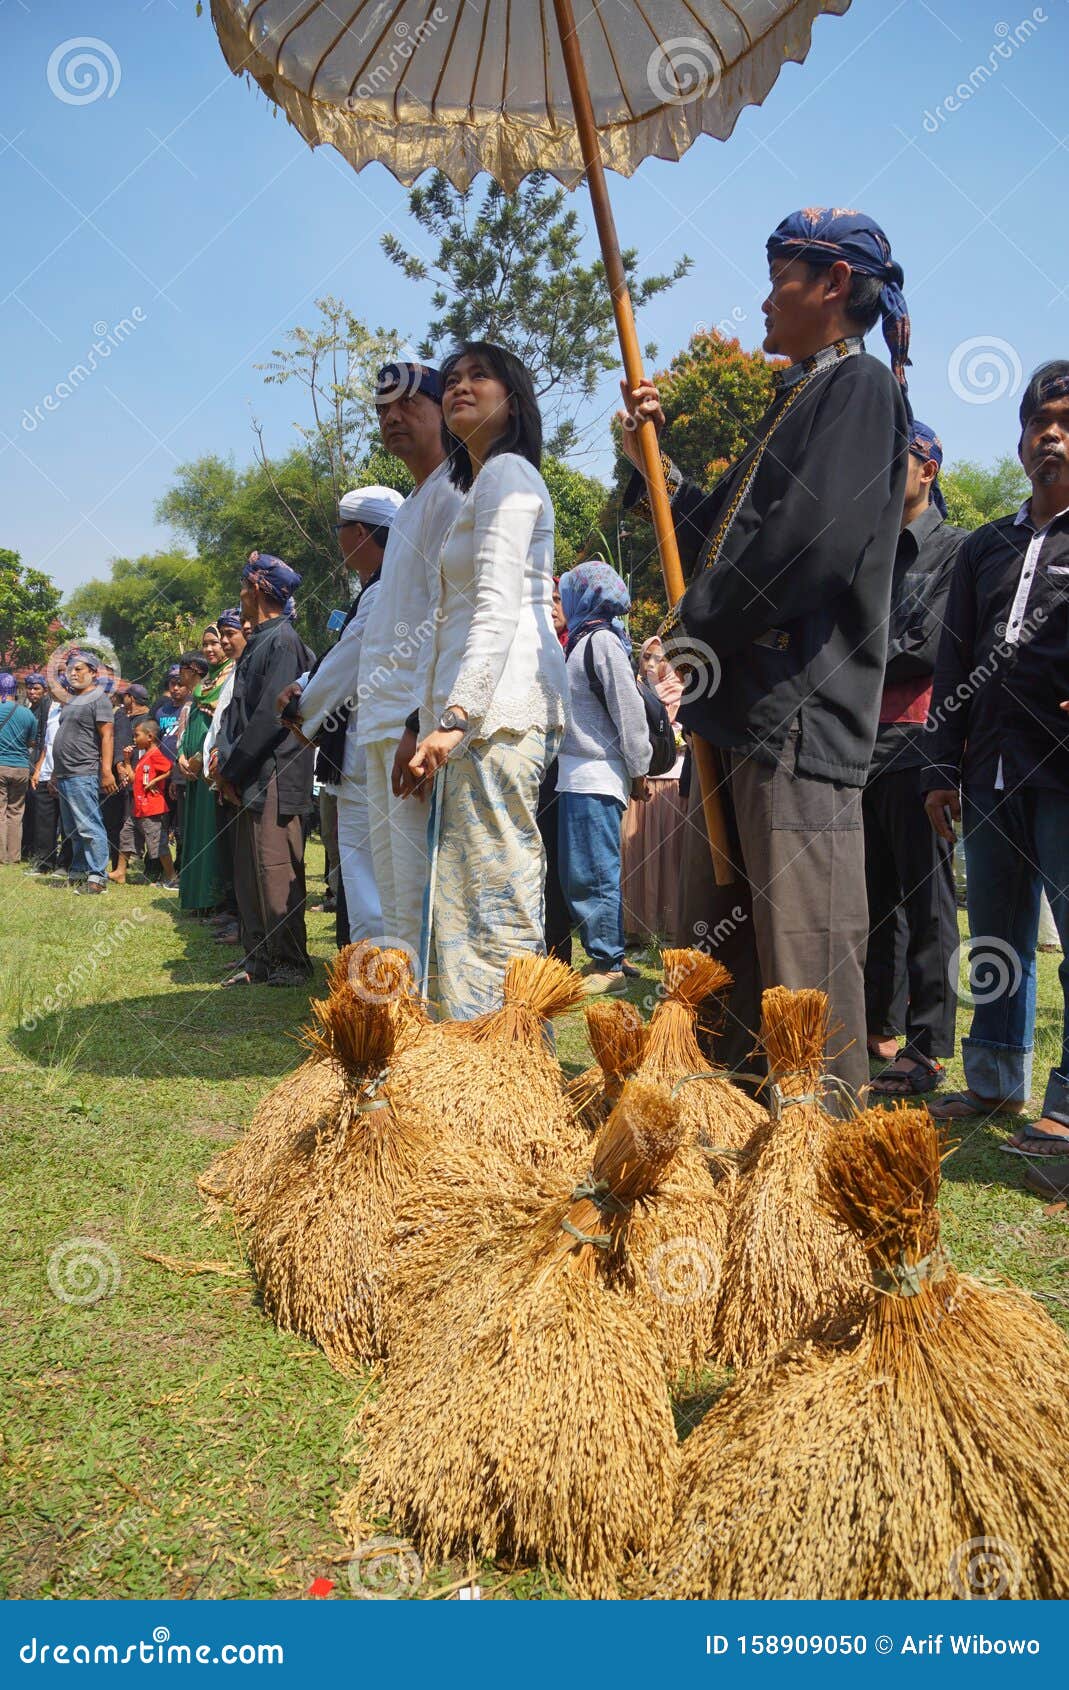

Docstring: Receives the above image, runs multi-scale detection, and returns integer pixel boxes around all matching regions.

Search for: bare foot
[867,1034,899,1061]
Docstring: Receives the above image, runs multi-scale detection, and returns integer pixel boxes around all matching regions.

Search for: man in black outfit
[862,421,965,1097]
[923,361,1069,1158]
[216,553,315,988]
[620,207,910,1102]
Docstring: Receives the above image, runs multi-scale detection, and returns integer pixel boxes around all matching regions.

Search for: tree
[64,550,216,682]
[941,454,1030,530]
[541,456,611,573]
[382,171,691,455]
[0,548,67,669]
[157,448,412,641]
[255,297,405,560]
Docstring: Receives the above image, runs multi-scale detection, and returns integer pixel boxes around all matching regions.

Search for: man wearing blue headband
[619,206,909,1103]
[215,552,316,986]
[863,419,966,1100]
[923,361,1069,1169]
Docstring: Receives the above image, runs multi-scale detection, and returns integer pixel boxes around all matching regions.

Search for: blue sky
[2,0,1066,598]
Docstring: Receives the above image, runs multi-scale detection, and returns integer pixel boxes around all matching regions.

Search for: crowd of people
[1,204,1066,1187]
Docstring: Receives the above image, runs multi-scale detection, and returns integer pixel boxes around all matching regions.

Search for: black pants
[537,759,572,966]
[863,764,958,1062]
[677,733,870,1108]
[31,785,70,870]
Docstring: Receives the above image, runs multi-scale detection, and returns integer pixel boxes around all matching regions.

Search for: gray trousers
[233,774,311,979]
[677,732,869,1107]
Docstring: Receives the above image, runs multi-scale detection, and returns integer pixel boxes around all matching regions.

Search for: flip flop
[221,969,256,988]
[1024,1164,1069,1199]
[870,1056,945,1097]
[999,1124,1069,1158]
[928,1090,1027,1122]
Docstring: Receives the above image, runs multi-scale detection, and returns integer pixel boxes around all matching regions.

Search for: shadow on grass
[12,991,312,1080]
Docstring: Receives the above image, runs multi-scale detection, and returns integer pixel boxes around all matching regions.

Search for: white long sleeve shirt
[201,667,237,766]
[420,453,568,741]
[355,462,464,748]
[299,578,381,783]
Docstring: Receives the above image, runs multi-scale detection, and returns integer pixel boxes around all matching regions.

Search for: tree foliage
[254,296,405,563]
[941,454,1030,530]
[0,548,68,669]
[64,550,216,683]
[382,171,691,456]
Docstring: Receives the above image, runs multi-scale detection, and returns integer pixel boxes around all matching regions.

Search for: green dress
[177,674,227,912]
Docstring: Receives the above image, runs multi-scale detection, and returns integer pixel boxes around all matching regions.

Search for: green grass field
[2,849,1066,1600]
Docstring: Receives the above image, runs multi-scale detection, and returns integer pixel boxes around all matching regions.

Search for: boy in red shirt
[125,718,178,890]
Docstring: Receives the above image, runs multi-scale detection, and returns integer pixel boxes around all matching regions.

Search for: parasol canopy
[210,0,852,192]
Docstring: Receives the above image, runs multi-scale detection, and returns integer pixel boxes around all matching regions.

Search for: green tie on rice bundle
[655,1105,1069,1599]
[197,945,421,1227]
[249,973,438,1373]
[386,953,590,1169]
[709,986,867,1370]
[339,1081,684,1598]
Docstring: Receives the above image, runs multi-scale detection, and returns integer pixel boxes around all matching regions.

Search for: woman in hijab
[621,635,687,948]
[175,625,230,914]
[556,561,651,996]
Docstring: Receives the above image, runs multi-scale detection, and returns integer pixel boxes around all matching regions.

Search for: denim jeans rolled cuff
[961,1035,1033,1105]
[1041,1069,1069,1129]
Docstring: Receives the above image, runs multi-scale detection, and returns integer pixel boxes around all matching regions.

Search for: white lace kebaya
[421,453,569,742]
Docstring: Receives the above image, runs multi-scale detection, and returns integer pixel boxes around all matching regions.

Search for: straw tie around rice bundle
[196,945,426,1227]
[386,953,590,1169]
[341,1081,684,1598]
[565,999,649,1132]
[656,1105,1069,1599]
[708,986,867,1369]
[248,982,438,1371]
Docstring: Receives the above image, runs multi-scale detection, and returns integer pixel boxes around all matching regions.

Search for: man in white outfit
[355,362,463,958]
[296,486,404,941]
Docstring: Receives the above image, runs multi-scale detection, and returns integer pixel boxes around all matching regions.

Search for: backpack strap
[580,630,610,718]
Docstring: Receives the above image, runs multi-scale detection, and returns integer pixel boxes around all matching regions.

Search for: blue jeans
[56,774,109,885]
[558,790,626,969]
[961,787,1069,1125]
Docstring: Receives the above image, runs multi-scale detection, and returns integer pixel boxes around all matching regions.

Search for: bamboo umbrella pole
[551,0,734,885]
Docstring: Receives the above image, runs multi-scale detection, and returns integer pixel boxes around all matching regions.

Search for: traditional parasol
[209,0,852,881]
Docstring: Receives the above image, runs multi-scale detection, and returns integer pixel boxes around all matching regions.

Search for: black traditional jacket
[219,615,316,815]
[625,341,909,787]
[922,506,1069,797]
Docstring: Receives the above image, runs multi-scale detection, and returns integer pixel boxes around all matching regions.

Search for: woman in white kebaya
[408,342,568,1019]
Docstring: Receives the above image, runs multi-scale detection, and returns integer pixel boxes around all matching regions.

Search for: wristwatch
[437,706,468,733]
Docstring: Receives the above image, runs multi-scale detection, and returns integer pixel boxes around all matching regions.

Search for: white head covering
[338,485,405,529]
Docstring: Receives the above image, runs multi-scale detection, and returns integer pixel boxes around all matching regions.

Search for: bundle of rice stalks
[196,945,426,1226]
[340,1081,684,1597]
[639,949,766,1152]
[614,951,765,1382]
[709,986,867,1369]
[248,982,438,1371]
[565,1000,649,1130]
[386,953,590,1168]
[655,1105,1069,1599]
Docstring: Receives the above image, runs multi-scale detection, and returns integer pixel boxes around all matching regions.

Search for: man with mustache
[924,360,1069,1174]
